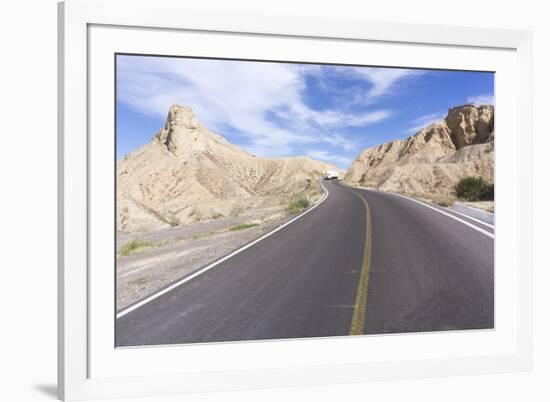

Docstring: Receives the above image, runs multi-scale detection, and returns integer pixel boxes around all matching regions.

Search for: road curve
[116,180,494,346]
[117,181,367,346]
[350,184,494,334]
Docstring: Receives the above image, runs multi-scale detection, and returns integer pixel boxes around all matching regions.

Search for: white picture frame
[58,0,533,400]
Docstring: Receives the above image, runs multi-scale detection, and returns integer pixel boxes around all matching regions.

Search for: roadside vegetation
[229,205,244,217]
[117,238,170,257]
[286,197,310,215]
[229,223,259,231]
[191,230,217,239]
[431,194,455,207]
[210,211,225,220]
[118,239,155,257]
[188,207,202,222]
[402,191,455,208]
[454,176,494,201]
[167,215,180,227]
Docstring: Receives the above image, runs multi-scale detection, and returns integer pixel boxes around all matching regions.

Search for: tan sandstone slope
[117,105,341,233]
[344,104,494,196]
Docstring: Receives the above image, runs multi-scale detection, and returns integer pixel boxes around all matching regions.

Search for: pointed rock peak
[166,104,200,131]
[153,104,203,153]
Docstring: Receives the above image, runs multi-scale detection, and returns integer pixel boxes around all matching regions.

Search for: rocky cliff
[117,105,341,233]
[344,104,494,196]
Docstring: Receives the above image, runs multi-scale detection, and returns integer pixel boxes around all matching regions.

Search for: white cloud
[117,56,312,156]
[305,150,353,168]
[319,132,356,151]
[325,67,424,105]
[406,112,445,134]
[117,56,393,158]
[271,104,391,132]
[351,67,423,98]
[311,109,391,127]
[467,93,494,105]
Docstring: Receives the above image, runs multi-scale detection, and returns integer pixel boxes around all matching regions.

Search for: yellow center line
[348,190,373,336]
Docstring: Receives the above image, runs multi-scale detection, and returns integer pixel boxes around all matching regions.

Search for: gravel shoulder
[116,203,316,311]
[458,200,494,213]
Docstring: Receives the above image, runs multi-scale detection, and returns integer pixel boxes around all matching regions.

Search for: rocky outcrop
[445,104,494,148]
[117,105,342,233]
[344,104,494,195]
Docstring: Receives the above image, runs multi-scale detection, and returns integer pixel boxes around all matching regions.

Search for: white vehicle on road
[324,170,339,180]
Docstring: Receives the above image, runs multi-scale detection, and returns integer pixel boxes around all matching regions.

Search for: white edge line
[117,180,330,318]
[444,206,495,229]
[355,186,494,239]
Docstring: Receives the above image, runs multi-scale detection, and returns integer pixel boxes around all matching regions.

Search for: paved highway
[116,180,494,346]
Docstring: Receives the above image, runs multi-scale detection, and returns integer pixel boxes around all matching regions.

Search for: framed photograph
[58,0,533,400]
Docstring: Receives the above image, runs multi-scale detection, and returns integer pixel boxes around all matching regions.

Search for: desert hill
[117,105,341,233]
[344,104,494,196]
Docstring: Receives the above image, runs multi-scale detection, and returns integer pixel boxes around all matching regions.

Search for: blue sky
[116,55,493,169]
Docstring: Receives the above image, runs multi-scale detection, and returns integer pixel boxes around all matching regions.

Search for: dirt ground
[116,205,295,311]
[459,201,495,213]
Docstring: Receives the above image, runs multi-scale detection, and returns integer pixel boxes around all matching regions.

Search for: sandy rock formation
[344,104,494,196]
[117,105,341,233]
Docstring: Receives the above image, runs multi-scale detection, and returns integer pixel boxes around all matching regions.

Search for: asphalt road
[116,180,494,346]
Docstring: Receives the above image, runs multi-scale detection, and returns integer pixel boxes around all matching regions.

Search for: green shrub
[191,230,215,239]
[188,207,202,222]
[229,223,259,231]
[481,183,494,201]
[286,197,310,215]
[454,177,494,201]
[432,195,455,207]
[118,239,154,257]
[229,205,244,217]
[211,211,224,219]
[168,215,180,227]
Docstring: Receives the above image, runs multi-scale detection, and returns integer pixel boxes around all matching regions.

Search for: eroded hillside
[344,104,494,196]
[117,105,341,233]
